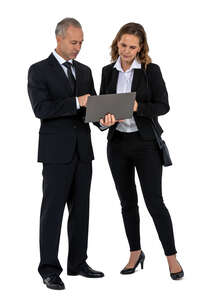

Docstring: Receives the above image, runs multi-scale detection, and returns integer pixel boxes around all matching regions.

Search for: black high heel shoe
[169,261,184,280]
[120,250,145,275]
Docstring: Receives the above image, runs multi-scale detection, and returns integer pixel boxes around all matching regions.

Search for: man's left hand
[133,100,138,112]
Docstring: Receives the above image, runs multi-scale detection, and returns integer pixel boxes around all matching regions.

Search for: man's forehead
[66,26,83,34]
[66,28,83,39]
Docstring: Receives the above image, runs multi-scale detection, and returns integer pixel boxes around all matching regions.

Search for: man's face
[56,26,84,60]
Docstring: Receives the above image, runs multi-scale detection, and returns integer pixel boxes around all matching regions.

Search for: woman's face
[117,34,141,65]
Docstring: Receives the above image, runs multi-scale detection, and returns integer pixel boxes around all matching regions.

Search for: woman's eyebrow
[121,42,137,47]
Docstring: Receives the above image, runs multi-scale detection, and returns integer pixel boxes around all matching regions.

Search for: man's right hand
[100,114,124,127]
[78,94,90,107]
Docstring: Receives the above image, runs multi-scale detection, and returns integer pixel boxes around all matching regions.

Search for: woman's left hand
[100,114,123,127]
[133,100,138,112]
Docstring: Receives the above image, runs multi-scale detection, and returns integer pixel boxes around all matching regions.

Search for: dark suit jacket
[27,53,97,163]
[99,61,170,141]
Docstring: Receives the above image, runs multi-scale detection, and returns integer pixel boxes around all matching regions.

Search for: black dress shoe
[169,261,184,280]
[43,274,65,290]
[120,250,145,275]
[68,263,104,278]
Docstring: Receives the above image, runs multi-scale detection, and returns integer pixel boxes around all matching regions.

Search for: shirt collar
[52,49,73,65]
[113,56,141,72]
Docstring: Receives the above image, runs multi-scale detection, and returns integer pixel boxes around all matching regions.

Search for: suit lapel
[73,60,81,96]
[107,67,119,93]
[47,53,74,95]
[131,68,146,92]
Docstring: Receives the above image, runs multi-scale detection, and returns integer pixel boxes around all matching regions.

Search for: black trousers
[107,130,177,256]
[38,152,92,279]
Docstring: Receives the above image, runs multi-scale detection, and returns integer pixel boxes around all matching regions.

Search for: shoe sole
[67,272,104,278]
[45,284,65,290]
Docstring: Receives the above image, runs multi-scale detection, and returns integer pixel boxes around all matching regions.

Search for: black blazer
[99,62,170,141]
[28,53,97,163]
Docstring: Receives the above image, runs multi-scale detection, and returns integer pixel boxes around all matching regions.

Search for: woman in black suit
[99,22,184,280]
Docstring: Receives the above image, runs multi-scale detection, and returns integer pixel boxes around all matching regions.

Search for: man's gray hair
[55,18,82,37]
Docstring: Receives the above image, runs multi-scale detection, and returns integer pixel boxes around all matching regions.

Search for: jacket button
[73,125,77,129]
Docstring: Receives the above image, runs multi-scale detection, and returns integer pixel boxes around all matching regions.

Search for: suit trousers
[38,150,92,279]
[107,130,177,256]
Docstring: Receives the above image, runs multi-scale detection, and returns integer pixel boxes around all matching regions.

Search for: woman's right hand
[100,114,124,127]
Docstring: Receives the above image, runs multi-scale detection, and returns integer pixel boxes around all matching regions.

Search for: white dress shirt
[114,56,141,132]
[52,49,80,109]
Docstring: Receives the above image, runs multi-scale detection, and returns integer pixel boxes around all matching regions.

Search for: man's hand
[100,114,124,127]
[78,94,90,107]
[133,100,138,112]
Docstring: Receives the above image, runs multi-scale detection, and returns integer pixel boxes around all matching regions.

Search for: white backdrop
[1,0,208,298]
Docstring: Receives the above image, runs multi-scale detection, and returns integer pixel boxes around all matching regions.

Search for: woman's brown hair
[111,22,152,69]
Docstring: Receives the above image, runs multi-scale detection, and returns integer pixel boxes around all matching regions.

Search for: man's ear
[56,35,62,44]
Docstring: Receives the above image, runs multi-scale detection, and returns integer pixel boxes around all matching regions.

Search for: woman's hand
[133,100,138,112]
[100,114,124,127]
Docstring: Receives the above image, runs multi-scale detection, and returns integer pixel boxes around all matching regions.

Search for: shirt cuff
[76,97,80,109]
[99,122,109,129]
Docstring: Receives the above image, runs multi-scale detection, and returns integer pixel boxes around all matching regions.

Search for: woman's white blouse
[114,56,141,133]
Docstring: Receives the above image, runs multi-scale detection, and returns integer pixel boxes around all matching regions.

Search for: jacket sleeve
[79,69,97,119]
[27,65,77,120]
[99,67,106,95]
[89,69,97,96]
[93,68,109,131]
[136,64,170,118]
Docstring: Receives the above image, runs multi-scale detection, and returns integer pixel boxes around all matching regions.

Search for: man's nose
[75,45,81,51]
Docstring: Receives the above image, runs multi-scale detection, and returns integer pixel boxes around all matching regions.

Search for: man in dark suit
[27,17,104,290]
